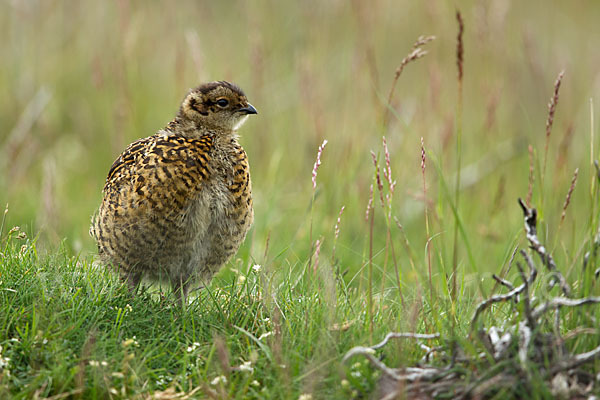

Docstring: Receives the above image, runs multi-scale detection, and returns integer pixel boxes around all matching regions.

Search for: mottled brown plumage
[90,81,257,301]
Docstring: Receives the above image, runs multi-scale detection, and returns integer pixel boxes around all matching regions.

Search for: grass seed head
[312,139,328,190]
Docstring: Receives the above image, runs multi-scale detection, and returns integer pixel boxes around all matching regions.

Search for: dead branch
[370,332,440,350]
[492,274,515,291]
[550,343,600,374]
[348,198,600,399]
[532,296,600,319]
[518,198,571,296]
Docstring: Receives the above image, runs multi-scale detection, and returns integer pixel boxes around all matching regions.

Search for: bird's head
[179,81,257,132]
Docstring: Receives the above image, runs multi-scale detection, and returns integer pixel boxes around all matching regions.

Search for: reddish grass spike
[312,239,322,274]
[365,184,374,222]
[420,137,426,177]
[560,168,579,226]
[370,151,385,207]
[384,35,435,126]
[382,137,395,193]
[546,71,565,140]
[334,206,345,242]
[456,10,464,83]
[543,71,565,181]
[311,139,328,190]
[527,145,535,207]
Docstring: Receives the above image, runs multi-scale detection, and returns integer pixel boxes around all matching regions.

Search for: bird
[90,81,257,303]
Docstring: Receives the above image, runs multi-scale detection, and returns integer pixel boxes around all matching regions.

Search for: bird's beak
[238,103,258,115]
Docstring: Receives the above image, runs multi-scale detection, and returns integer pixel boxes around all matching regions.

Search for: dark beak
[238,103,258,115]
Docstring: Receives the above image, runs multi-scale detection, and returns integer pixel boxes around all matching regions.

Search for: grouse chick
[90,81,257,301]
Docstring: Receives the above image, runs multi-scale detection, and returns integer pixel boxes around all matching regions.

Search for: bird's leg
[125,271,142,293]
[172,277,190,307]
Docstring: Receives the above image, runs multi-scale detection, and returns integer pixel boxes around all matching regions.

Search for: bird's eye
[216,99,229,108]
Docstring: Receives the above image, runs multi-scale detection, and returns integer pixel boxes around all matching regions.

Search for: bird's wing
[102,133,214,226]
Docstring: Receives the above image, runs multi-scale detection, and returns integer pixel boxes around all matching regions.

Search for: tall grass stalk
[451,10,464,302]
[540,71,565,215]
[366,184,375,338]
[421,137,433,298]
[383,35,434,128]
[590,99,598,236]
[0,204,8,240]
[309,139,328,271]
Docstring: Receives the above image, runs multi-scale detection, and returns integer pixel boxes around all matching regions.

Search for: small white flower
[341,379,350,389]
[298,394,313,400]
[122,337,139,348]
[237,360,253,373]
[252,264,261,272]
[210,375,227,385]
[258,331,273,341]
[0,345,9,369]
[187,342,200,353]
[251,380,260,387]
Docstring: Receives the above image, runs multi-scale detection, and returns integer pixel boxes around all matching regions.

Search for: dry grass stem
[559,168,579,228]
[421,137,433,297]
[382,137,395,193]
[312,238,322,274]
[365,184,374,222]
[451,10,465,302]
[542,70,565,182]
[527,145,535,207]
[456,11,464,84]
[384,35,435,126]
[331,206,345,263]
[370,151,385,207]
[311,139,328,190]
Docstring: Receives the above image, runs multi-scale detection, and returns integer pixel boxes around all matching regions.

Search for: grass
[0,235,409,398]
[1,1,600,398]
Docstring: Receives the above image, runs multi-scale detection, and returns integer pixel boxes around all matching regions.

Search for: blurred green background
[1,0,599,289]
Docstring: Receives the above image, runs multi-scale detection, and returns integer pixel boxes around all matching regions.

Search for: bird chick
[90,81,257,302]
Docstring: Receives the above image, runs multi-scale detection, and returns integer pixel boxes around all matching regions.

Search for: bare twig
[550,343,600,375]
[370,332,440,350]
[532,296,600,319]
[516,259,536,329]
[492,274,515,291]
[471,276,530,327]
[518,198,571,296]
[343,347,402,380]
[517,321,532,370]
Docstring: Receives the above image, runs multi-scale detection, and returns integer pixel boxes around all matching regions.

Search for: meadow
[1,1,600,398]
